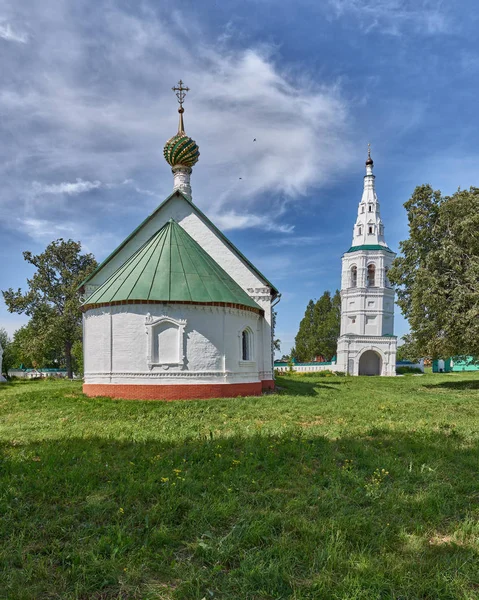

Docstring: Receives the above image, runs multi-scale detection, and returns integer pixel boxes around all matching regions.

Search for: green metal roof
[345,244,395,253]
[82,219,261,311]
[80,190,279,297]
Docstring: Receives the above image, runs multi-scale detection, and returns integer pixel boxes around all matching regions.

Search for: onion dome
[163,81,200,168]
[163,125,200,167]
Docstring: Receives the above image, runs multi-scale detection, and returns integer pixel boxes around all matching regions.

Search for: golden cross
[172,80,190,108]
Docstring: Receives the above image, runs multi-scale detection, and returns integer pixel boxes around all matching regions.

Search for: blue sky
[1,0,478,355]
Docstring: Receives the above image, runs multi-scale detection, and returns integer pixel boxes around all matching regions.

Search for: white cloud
[0,22,28,43]
[327,0,450,35]
[0,1,352,246]
[212,210,294,233]
[32,179,102,196]
[21,218,76,239]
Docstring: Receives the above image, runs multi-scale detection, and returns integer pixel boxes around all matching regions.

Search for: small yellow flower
[161,477,169,482]
[118,507,124,514]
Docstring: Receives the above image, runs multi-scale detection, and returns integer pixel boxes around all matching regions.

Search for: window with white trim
[242,329,251,361]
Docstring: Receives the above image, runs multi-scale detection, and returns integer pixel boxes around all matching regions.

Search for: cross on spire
[172,80,190,108]
[366,142,374,167]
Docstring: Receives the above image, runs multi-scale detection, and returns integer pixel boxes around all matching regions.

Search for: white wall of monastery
[84,303,272,385]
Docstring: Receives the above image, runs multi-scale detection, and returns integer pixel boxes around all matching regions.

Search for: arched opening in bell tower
[350,265,357,287]
[367,264,376,287]
[358,350,382,376]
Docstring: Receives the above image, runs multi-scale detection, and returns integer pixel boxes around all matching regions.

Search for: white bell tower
[336,147,397,376]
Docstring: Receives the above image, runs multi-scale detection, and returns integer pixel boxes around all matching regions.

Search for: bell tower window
[368,226,373,235]
[367,264,376,287]
[350,265,357,288]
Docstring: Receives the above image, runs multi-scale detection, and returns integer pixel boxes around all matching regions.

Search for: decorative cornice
[85,370,261,380]
[83,300,263,317]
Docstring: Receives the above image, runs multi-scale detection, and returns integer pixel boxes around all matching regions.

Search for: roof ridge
[79,190,278,296]
[82,219,262,311]
[147,222,169,300]
[171,221,194,302]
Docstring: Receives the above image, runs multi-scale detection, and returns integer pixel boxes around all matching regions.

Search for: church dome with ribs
[163,111,200,167]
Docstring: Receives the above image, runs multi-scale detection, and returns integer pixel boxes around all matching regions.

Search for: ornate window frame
[145,314,187,370]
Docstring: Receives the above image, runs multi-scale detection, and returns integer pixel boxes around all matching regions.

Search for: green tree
[396,334,421,362]
[0,328,13,377]
[294,299,316,361]
[0,327,35,376]
[294,291,341,362]
[2,239,97,378]
[388,185,479,358]
[9,322,63,369]
[313,290,341,361]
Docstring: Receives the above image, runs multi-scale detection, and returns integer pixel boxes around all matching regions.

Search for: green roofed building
[80,81,279,401]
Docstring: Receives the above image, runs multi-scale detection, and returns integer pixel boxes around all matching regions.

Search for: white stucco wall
[84,303,272,385]
[340,249,396,338]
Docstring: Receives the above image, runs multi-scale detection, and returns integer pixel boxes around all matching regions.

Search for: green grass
[1,373,478,599]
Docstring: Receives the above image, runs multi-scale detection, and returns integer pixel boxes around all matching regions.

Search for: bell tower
[336,148,397,376]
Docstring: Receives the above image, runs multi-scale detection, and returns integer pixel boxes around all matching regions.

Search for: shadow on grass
[1,427,478,600]
[423,378,479,391]
[275,375,345,397]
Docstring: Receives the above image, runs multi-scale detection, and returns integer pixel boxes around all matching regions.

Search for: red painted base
[261,379,275,391]
[83,380,274,401]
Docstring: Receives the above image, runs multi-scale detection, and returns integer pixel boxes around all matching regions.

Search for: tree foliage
[2,239,97,377]
[396,334,421,363]
[0,328,13,377]
[294,290,341,362]
[388,185,479,358]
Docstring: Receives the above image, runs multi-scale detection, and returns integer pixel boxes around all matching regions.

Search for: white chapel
[336,147,397,376]
[80,82,279,400]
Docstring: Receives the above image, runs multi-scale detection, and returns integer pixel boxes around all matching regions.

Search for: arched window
[367,264,376,287]
[368,225,374,234]
[384,266,390,287]
[242,329,251,361]
[358,226,362,236]
[361,205,365,213]
[368,205,372,212]
[350,265,357,288]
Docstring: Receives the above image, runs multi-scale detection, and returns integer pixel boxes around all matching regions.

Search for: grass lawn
[1,373,478,599]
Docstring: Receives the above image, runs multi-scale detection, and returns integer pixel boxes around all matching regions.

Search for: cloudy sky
[1,0,478,354]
